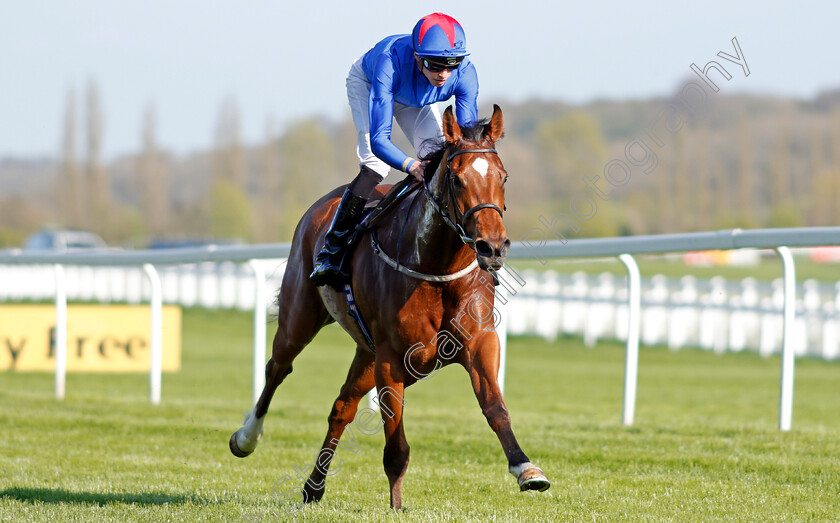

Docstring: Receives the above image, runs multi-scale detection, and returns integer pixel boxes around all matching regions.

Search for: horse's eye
[503,175,508,184]
[452,176,463,189]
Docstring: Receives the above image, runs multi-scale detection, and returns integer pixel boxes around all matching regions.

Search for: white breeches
[346,58,443,179]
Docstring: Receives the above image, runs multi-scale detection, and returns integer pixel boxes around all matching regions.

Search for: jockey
[310,12,479,288]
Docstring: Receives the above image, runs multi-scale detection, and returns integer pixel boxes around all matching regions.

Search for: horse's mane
[418,118,492,183]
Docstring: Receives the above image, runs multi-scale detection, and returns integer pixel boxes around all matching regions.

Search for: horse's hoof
[518,467,550,492]
[511,463,551,492]
[302,484,325,504]
[229,431,254,458]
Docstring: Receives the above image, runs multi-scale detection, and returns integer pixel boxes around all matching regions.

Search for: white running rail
[2,227,840,430]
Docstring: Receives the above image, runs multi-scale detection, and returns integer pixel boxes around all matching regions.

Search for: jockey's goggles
[421,56,464,72]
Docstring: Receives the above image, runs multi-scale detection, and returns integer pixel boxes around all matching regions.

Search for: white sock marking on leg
[237,408,265,451]
[509,462,538,477]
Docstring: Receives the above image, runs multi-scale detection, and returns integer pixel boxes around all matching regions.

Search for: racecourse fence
[0,260,289,311]
[507,270,840,360]
[3,260,839,360]
[3,227,840,431]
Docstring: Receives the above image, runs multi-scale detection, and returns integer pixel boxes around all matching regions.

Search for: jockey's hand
[409,160,428,182]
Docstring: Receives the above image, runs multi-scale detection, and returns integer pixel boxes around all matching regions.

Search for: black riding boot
[309,189,367,288]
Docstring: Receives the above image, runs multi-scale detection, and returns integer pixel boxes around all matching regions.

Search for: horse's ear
[442,106,462,144]
[483,104,505,143]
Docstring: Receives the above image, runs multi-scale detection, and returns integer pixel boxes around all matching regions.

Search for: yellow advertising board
[0,305,181,372]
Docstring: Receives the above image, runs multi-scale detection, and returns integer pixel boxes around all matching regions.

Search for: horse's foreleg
[375,354,410,510]
[465,338,550,492]
[302,347,375,504]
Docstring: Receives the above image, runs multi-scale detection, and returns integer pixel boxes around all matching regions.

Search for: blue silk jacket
[360,34,479,172]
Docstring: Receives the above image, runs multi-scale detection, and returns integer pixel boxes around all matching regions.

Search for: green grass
[2,308,839,521]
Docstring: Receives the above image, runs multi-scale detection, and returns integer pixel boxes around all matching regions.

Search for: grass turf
[1,308,839,521]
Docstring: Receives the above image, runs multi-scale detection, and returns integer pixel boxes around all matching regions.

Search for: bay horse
[230,105,550,510]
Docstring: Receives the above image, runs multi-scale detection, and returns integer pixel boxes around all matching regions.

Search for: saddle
[338,175,422,353]
[347,175,422,251]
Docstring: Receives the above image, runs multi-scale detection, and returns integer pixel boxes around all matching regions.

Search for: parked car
[23,229,108,251]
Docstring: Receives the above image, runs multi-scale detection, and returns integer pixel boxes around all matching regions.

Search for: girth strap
[343,283,376,353]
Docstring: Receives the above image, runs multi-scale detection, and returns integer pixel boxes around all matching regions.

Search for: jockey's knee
[348,165,384,197]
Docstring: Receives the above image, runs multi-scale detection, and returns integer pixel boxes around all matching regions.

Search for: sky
[2,0,838,160]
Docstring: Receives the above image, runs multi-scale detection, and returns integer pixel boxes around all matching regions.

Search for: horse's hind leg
[230,267,330,458]
[374,350,411,510]
[302,346,375,503]
[229,350,294,457]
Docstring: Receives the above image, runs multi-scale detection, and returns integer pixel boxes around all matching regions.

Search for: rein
[369,146,503,282]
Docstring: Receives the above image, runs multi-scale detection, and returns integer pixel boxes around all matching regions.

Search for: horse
[230,104,550,510]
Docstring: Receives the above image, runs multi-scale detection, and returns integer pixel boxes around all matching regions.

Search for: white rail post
[776,246,796,431]
[249,259,267,405]
[143,264,163,405]
[53,264,67,400]
[619,254,641,426]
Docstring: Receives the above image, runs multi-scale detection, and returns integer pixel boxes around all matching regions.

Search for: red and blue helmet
[411,13,469,59]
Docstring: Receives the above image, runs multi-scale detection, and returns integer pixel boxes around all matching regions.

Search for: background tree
[494,136,543,238]
[770,110,792,211]
[255,117,281,242]
[809,123,833,225]
[692,124,712,231]
[832,108,840,224]
[208,179,253,241]
[762,109,800,228]
[8,91,840,246]
[277,119,339,239]
[138,103,169,237]
[532,112,610,237]
[534,112,607,203]
[59,88,82,228]
[733,109,758,228]
[213,97,247,190]
[86,79,111,235]
[205,97,253,241]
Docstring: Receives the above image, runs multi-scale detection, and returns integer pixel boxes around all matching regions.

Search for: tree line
[1,81,839,248]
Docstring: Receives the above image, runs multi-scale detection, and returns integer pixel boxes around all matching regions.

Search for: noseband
[422,147,505,247]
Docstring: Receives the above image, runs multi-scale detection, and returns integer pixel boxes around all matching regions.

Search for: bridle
[368,145,506,282]
[422,147,504,248]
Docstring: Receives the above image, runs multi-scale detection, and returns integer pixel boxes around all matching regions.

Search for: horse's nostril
[500,239,511,257]
[475,240,494,258]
